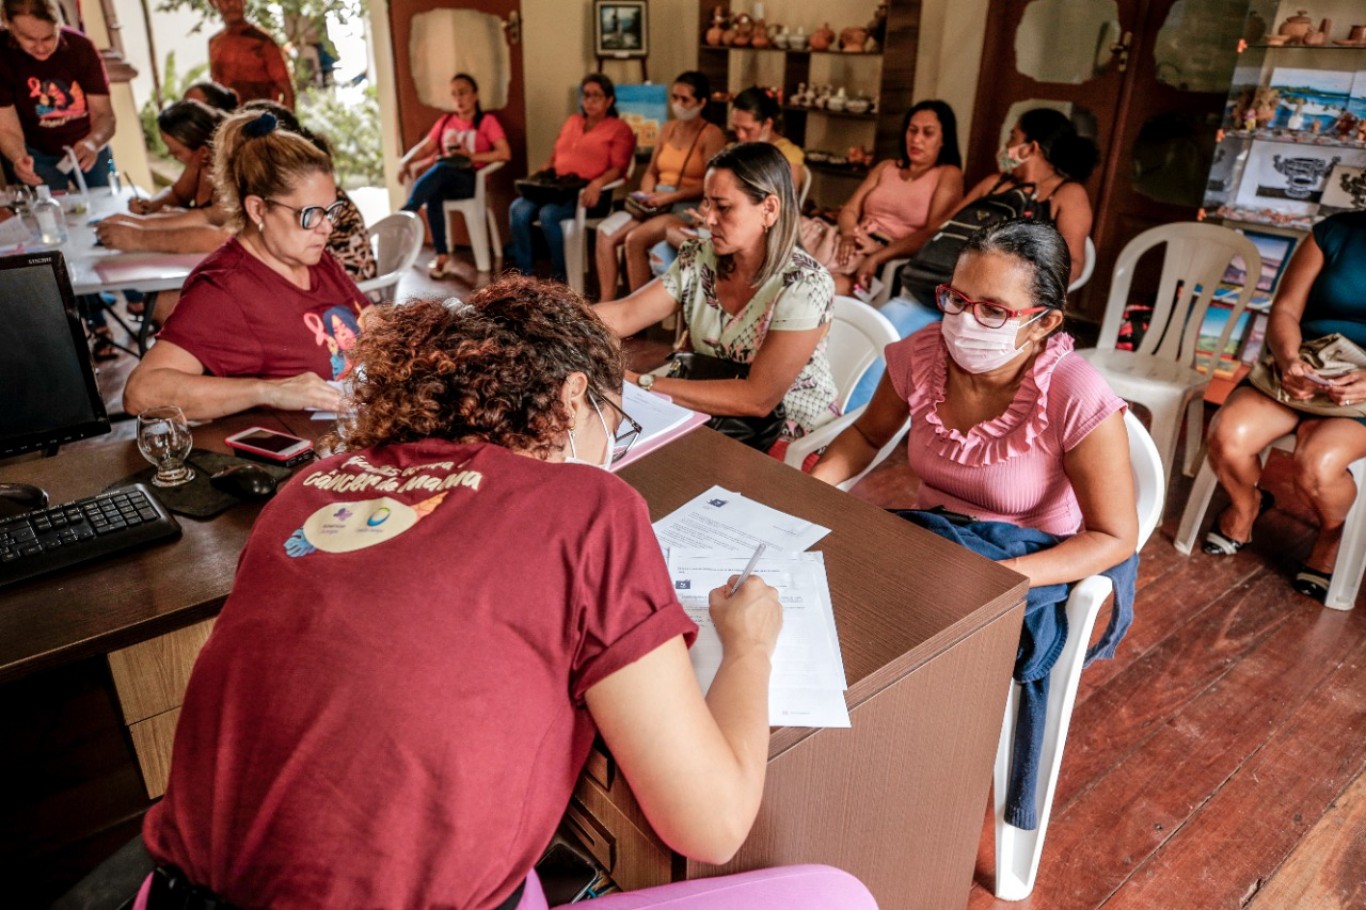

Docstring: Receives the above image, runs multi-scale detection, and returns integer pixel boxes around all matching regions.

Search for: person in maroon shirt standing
[136,278,877,910]
[0,0,116,189]
[207,0,294,109]
[124,108,368,420]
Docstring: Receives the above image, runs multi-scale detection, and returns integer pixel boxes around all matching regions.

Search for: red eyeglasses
[935,284,1048,329]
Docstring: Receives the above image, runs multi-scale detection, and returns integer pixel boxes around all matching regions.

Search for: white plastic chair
[994,409,1164,900]
[1174,435,1366,611]
[355,211,424,303]
[1070,236,1096,294]
[440,159,505,273]
[1076,223,1260,484]
[797,164,812,208]
[783,296,905,482]
[561,156,636,295]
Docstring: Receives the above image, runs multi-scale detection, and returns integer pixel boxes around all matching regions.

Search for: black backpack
[897,177,1055,303]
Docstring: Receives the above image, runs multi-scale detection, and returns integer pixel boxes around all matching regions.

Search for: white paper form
[669,550,850,728]
[654,485,830,554]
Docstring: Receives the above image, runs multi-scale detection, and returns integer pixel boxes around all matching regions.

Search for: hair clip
[243,112,278,138]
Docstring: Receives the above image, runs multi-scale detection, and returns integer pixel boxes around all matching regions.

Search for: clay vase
[1278,9,1313,41]
[751,18,770,48]
[721,26,736,46]
[810,22,836,51]
[732,13,754,47]
[840,26,868,51]
[1318,18,1333,40]
[706,23,725,46]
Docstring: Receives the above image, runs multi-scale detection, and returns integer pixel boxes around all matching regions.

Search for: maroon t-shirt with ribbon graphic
[0,27,109,156]
[157,238,369,380]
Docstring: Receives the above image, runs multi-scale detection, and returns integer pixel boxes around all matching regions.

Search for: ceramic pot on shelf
[810,22,835,51]
[1277,9,1313,42]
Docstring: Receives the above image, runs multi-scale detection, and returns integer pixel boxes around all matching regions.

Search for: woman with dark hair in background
[127,100,225,218]
[729,86,804,191]
[597,142,837,451]
[183,79,239,112]
[509,72,636,282]
[123,108,369,420]
[593,70,725,301]
[859,107,1100,344]
[804,100,964,296]
[398,72,512,278]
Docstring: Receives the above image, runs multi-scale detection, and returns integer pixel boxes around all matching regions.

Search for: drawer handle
[565,797,617,873]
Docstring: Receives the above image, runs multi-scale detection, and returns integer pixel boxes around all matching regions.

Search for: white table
[63,188,205,296]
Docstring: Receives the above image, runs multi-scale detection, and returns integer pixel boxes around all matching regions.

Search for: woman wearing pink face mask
[812,221,1136,587]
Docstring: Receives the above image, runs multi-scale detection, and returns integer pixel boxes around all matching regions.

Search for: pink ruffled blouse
[886,326,1125,536]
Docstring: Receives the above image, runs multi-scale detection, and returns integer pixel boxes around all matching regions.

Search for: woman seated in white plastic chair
[134,277,877,910]
[593,70,725,302]
[1201,211,1366,602]
[596,141,838,454]
[812,220,1136,580]
[801,100,964,297]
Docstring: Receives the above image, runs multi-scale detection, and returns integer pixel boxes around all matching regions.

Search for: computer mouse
[210,464,277,500]
[0,482,49,517]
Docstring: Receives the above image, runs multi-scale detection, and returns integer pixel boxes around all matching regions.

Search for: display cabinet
[695,1,920,207]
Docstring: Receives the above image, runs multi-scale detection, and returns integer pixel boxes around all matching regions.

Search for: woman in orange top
[593,71,724,302]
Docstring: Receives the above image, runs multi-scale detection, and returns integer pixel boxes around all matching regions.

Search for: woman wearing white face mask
[594,71,725,302]
[140,275,881,910]
[813,221,1137,587]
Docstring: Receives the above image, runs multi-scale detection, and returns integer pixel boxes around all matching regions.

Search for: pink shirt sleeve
[479,114,507,147]
[426,113,451,146]
[1050,352,1126,451]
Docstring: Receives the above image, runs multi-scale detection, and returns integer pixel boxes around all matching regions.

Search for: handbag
[625,194,667,220]
[898,176,1054,302]
[1248,333,1366,418]
[514,169,587,207]
[665,352,788,451]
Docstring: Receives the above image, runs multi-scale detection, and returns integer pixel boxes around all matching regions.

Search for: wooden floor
[8,251,1365,906]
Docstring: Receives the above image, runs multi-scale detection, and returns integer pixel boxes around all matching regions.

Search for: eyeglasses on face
[266,198,347,230]
[591,391,643,464]
[935,284,1048,330]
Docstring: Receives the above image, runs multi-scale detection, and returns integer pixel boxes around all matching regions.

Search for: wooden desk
[600,430,1027,910]
[1,425,1025,909]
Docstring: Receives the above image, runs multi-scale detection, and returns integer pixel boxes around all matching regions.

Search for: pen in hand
[729,542,767,596]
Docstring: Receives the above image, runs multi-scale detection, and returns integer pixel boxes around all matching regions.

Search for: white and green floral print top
[662,239,839,440]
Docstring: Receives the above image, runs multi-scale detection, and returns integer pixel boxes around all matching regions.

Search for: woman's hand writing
[128,197,156,215]
[95,219,143,251]
[710,576,783,659]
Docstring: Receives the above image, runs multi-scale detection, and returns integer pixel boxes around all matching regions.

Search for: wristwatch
[637,373,656,391]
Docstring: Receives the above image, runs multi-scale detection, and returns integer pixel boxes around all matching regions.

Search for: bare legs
[1207,386,1366,575]
[595,214,686,303]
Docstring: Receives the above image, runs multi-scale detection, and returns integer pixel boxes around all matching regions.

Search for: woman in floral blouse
[596,142,837,449]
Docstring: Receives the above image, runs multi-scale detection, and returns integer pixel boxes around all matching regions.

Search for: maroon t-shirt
[143,440,696,908]
[156,238,369,380]
[0,27,110,155]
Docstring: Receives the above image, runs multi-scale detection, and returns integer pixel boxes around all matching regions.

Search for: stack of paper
[654,486,849,728]
[611,382,708,471]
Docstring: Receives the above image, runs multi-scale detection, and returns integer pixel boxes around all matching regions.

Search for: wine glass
[137,406,195,487]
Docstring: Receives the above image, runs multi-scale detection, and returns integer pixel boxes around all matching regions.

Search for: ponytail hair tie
[243,112,278,138]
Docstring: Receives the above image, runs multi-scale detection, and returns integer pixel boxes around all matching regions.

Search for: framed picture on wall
[595,1,648,58]
[1221,228,1297,294]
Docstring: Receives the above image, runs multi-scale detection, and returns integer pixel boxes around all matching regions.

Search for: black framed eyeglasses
[266,198,347,230]
[591,391,643,464]
[934,284,1048,330]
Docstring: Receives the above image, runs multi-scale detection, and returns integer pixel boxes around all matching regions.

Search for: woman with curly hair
[136,276,876,910]
[123,108,369,420]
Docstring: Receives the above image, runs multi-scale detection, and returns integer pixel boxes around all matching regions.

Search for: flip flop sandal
[1202,489,1275,556]
[1292,564,1331,602]
[427,258,453,280]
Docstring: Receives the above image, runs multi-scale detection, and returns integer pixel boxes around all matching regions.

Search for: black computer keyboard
[0,483,181,588]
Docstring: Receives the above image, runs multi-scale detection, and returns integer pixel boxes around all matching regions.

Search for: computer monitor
[0,251,110,459]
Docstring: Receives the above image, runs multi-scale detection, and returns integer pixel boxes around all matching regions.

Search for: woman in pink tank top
[800,101,964,295]
[812,221,1137,588]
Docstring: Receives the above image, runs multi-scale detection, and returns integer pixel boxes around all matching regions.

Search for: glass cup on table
[136,406,196,487]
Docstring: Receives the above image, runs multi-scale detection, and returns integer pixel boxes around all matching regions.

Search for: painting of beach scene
[1350,71,1366,120]
[1269,67,1353,130]
[1221,229,1297,293]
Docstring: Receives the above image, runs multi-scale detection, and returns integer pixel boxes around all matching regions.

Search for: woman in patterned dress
[596,142,838,450]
